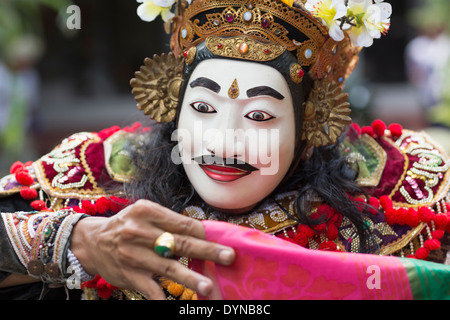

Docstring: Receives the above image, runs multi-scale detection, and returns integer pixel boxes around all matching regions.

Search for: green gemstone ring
[154,232,176,258]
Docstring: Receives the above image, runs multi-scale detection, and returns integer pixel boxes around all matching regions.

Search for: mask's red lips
[193,155,259,182]
[199,164,252,182]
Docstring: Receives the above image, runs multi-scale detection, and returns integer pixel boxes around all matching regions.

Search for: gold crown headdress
[131,0,391,147]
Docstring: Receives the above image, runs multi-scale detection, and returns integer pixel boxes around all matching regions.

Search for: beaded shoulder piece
[0,125,140,211]
[0,125,141,300]
[335,122,450,259]
[347,126,450,209]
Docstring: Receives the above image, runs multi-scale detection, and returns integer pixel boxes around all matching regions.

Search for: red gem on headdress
[261,18,270,28]
[298,69,305,78]
[264,48,270,54]
[183,51,188,58]
[225,13,234,22]
[217,43,223,49]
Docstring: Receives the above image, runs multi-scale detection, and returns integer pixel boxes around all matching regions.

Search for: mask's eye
[190,102,216,113]
[245,110,275,122]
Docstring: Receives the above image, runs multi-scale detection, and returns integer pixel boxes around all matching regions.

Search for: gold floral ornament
[130,53,184,123]
[302,78,351,147]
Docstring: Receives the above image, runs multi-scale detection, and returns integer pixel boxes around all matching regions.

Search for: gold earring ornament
[130,53,184,123]
[302,79,352,148]
[290,63,305,84]
[183,46,196,65]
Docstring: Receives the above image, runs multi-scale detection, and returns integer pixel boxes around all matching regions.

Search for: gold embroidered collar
[182,191,299,234]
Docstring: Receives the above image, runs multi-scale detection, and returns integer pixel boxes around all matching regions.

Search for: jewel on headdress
[206,36,285,62]
[304,49,312,59]
[181,28,188,39]
[243,11,253,22]
[261,18,270,28]
[239,42,249,55]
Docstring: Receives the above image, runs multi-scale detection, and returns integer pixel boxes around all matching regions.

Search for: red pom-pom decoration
[293,232,308,247]
[388,123,403,139]
[415,247,429,260]
[405,208,420,228]
[395,208,408,226]
[424,239,441,251]
[83,275,101,289]
[20,187,38,200]
[98,126,121,140]
[30,200,47,211]
[15,170,34,186]
[347,123,361,140]
[109,196,130,213]
[297,224,316,238]
[418,207,435,223]
[319,240,338,251]
[81,200,97,216]
[371,119,386,137]
[384,208,397,225]
[431,230,445,240]
[353,197,366,212]
[351,123,361,134]
[10,161,25,174]
[314,223,327,233]
[72,206,86,214]
[326,224,339,241]
[122,122,142,133]
[361,126,374,137]
[95,197,110,215]
[434,213,448,230]
[316,204,335,219]
[379,195,393,210]
[368,197,380,215]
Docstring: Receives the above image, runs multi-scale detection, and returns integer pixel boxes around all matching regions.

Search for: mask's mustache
[192,155,259,172]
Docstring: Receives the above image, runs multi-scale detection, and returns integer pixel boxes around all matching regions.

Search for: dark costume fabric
[0,122,449,300]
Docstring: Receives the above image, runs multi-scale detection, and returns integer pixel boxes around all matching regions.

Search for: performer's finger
[172,233,235,266]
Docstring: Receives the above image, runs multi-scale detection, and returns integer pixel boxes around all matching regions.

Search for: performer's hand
[69,199,235,299]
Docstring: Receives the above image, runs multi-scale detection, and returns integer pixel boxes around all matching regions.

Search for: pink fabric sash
[193,221,413,300]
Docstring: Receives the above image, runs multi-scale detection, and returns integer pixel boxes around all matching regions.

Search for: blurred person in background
[405,0,450,151]
[0,0,70,176]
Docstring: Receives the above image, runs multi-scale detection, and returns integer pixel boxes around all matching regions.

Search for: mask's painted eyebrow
[189,77,221,93]
[246,86,285,100]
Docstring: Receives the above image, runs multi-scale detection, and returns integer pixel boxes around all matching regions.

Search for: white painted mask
[176,59,296,213]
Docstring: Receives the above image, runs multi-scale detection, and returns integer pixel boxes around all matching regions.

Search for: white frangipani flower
[305,0,392,47]
[346,0,392,47]
[305,0,348,41]
[137,0,176,23]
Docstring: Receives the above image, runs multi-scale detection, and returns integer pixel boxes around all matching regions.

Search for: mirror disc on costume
[27,260,44,276]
